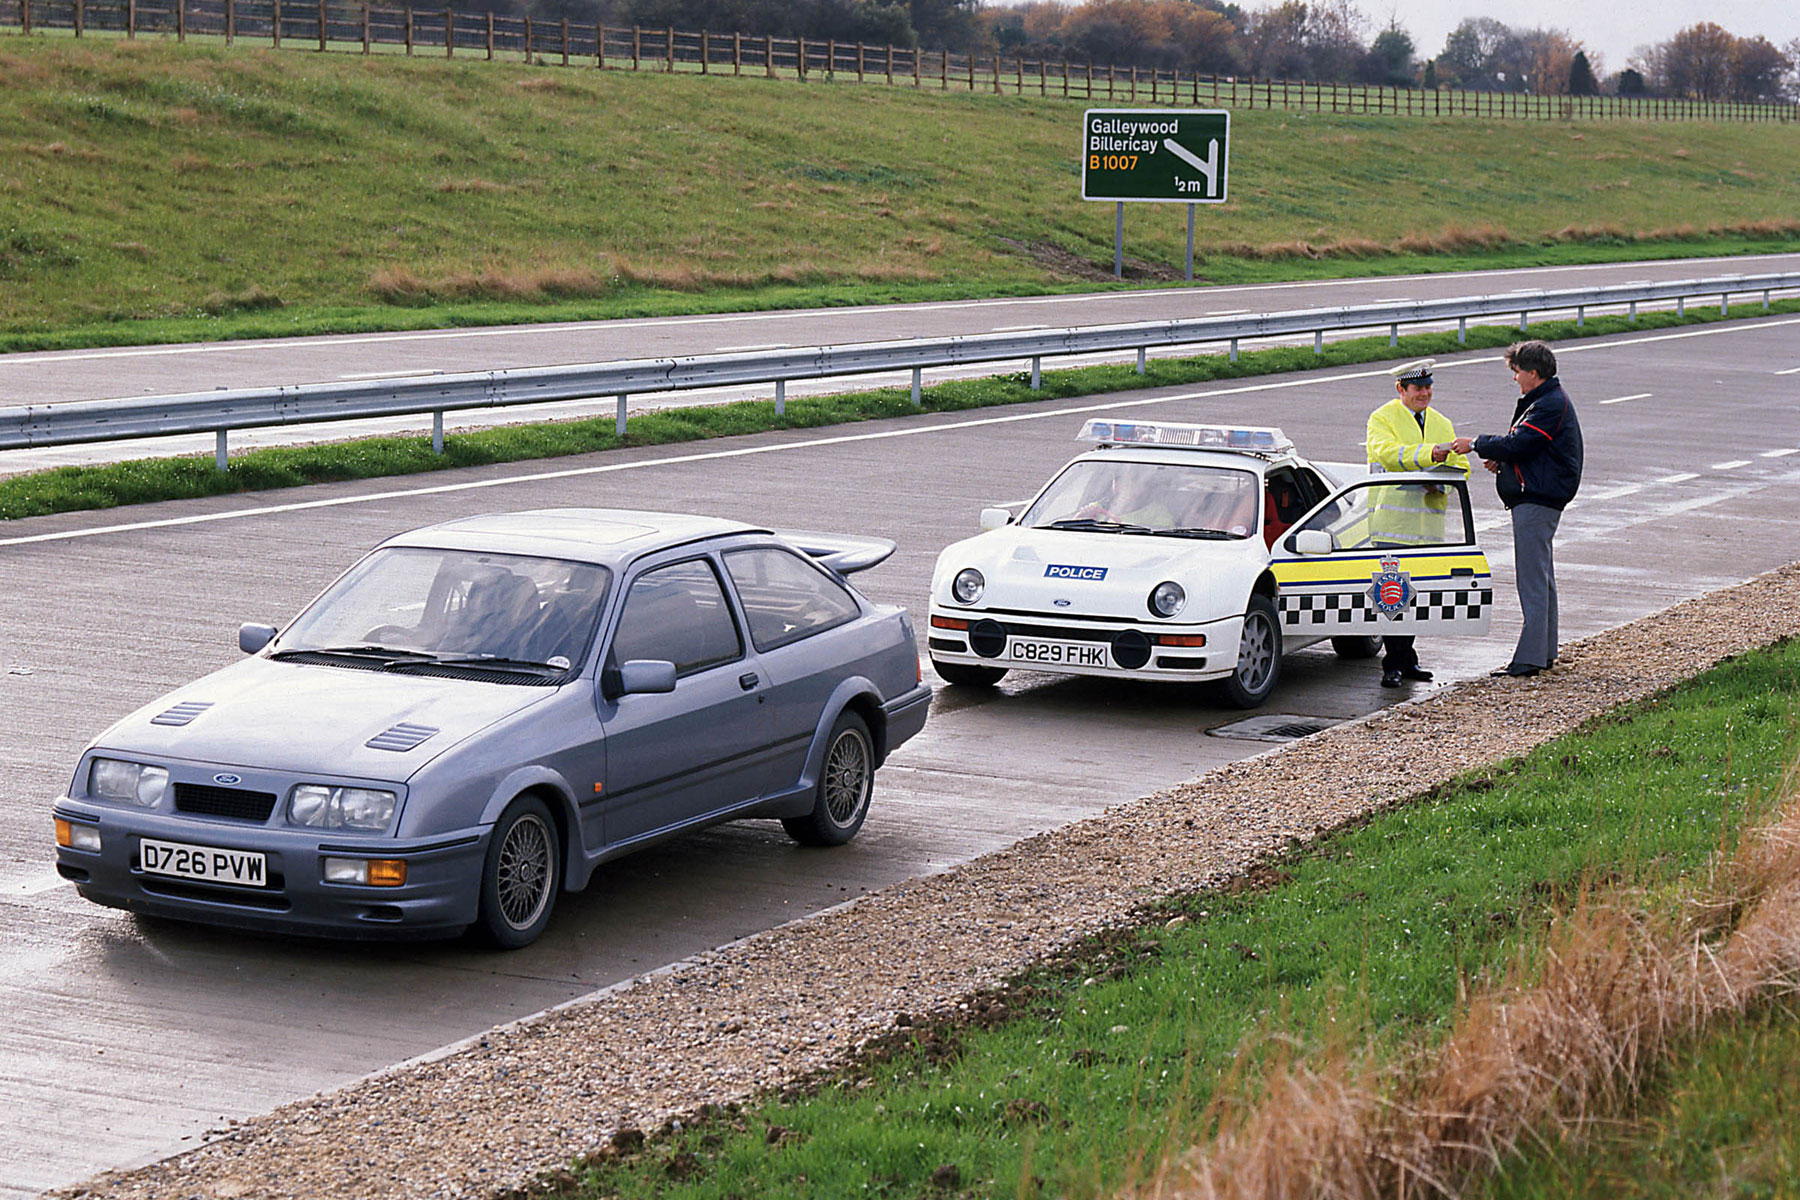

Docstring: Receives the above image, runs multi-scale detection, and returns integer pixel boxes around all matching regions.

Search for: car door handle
[739,672,760,691]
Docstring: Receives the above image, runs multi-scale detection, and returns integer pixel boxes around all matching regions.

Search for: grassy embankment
[551,641,1800,1200]
[4,36,1800,351]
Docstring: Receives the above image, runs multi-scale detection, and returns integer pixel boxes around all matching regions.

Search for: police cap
[1390,358,1435,386]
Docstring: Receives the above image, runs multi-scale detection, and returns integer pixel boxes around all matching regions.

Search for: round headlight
[1149,580,1187,618]
[952,568,985,605]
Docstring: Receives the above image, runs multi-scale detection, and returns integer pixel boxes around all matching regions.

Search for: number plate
[139,837,268,888]
[1009,637,1108,667]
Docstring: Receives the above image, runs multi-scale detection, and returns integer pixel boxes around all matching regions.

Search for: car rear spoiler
[776,530,898,576]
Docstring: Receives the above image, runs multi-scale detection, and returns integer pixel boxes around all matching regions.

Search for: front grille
[173,783,277,822]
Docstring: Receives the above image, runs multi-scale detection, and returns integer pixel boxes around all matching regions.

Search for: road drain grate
[1208,714,1343,742]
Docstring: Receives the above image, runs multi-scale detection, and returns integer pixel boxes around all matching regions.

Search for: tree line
[438,0,1799,102]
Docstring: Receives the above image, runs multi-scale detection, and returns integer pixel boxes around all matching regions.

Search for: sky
[1370,0,1800,76]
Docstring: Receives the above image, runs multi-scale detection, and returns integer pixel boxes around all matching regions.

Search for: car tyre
[783,712,875,847]
[1221,594,1282,709]
[1330,635,1382,660]
[475,795,560,950]
[932,659,1008,688]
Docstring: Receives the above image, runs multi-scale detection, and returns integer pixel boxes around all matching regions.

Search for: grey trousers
[1510,502,1561,670]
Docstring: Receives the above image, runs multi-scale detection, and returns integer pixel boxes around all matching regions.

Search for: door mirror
[614,659,677,696]
[239,623,278,654]
[979,507,1013,531]
[1292,529,1334,556]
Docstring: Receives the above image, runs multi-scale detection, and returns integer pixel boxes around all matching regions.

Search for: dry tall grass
[1146,757,1800,1200]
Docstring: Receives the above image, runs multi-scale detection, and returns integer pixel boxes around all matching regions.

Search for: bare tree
[1658,21,1737,99]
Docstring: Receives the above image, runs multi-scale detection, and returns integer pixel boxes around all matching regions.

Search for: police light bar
[1078,419,1293,455]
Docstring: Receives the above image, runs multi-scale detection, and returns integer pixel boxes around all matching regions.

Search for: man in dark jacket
[1450,340,1583,677]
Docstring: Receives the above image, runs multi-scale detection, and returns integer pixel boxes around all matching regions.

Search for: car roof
[1071,446,1291,473]
[380,509,769,566]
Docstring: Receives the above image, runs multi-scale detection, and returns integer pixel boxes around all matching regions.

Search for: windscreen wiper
[382,653,566,675]
[1042,519,1148,534]
[269,645,436,661]
[1143,527,1235,540]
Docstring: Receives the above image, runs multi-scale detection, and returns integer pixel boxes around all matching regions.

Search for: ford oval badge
[1053,598,1072,607]
[213,772,242,786]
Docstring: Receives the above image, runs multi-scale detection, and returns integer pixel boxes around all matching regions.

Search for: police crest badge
[1367,556,1414,620]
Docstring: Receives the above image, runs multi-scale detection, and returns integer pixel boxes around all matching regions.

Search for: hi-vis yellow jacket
[1365,399,1469,547]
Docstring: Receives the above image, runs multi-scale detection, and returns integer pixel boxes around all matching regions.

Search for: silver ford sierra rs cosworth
[52,509,929,949]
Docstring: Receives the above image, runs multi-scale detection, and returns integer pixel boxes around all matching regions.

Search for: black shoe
[1381,670,1403,688]
[1490,663,1541,677]
[1398,666,1434,682]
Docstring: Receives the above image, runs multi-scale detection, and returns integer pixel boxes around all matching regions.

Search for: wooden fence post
[732,31,739,75]
[225,0,234,44]
[796,35,806,79]
[73,0,82,37]
[764,34,773,78]
[319,0,328,51]
[827,38,836,80]
[912,45,920,87]
[966,50,974,90]
[885,42,891,85]
[20,0,30,36]
[271,0,280,47]
[176,0,184,41]
[699,28,707,73]
[665,25,673,71]
[126,0,134,38]
[939,48,946,90]
[361,0,369,54]
[857,41,865,82]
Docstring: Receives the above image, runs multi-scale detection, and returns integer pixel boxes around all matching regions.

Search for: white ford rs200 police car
[927,420,1492,706]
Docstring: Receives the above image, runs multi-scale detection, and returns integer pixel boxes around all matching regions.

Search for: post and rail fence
[3,272,1796,471]
[3,0,1797,124]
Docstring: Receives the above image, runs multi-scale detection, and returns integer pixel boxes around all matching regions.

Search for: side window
[1295,481,1471,550]
[723,547,861,653]
[609,559,743,677]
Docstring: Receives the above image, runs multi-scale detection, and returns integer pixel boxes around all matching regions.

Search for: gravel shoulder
[52,561,1800,1200]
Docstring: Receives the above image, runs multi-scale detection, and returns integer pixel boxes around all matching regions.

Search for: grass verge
[6,298,1798,521]
[546,640,1800,1200]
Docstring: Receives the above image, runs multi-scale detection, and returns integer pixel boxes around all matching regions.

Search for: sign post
[1081,108,1230,280]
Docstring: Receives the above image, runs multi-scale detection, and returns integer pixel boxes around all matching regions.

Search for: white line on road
[1761,448,1798,458]
[1658,472,1701,484]
[990,325,1050,333]
[337,369,441,381]
[5,873,69,897]
[1711,460,1751,471]
[1775,365,1800,375]
[713,343,791,353]
[1599,392,1653,405]
[1204,309,1249,316]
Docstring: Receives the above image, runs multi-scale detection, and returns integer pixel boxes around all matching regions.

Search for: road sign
[1081,108,1230,204]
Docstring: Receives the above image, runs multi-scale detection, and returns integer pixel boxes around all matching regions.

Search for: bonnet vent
[150,701,214,727]
[365,723,439,753]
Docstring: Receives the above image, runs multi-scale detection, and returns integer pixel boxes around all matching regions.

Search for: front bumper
[53,802,488,941]
[926,605,1241,682]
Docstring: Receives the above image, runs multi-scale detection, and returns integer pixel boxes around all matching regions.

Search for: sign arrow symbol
[1163,137,1220,197]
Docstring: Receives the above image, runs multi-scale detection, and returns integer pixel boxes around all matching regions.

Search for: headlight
[288,784,397,832]
[89,758,169,808]
[951,568,985,605]
[1148,581,1187,618]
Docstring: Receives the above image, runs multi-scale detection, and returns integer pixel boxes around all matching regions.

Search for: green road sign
[1081,108,1230,204]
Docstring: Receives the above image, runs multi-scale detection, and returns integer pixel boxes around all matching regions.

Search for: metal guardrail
[3,271,1797,469]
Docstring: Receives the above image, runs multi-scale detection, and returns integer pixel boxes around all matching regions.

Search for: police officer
[1365,359,1468,688]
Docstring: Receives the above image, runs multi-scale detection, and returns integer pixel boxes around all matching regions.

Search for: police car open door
[1267,472,1492,641]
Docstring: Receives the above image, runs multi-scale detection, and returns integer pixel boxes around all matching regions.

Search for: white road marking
[1599,392,1653,405]
[1584,483,1645,501]
[991,325,1049,333]
[1711,460,1751,471]
[1204,309,1248,316]
[4,316,1798,549]
[713,343,790,353]
[5,873,69,897]
[1658,472,1701,484]
[337,369,441,381]
[1761,448,1798,458]
[1775,365,1800,375]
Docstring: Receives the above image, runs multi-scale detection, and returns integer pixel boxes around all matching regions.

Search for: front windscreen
[280,548,612,667]
[1022,460,1260,539]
